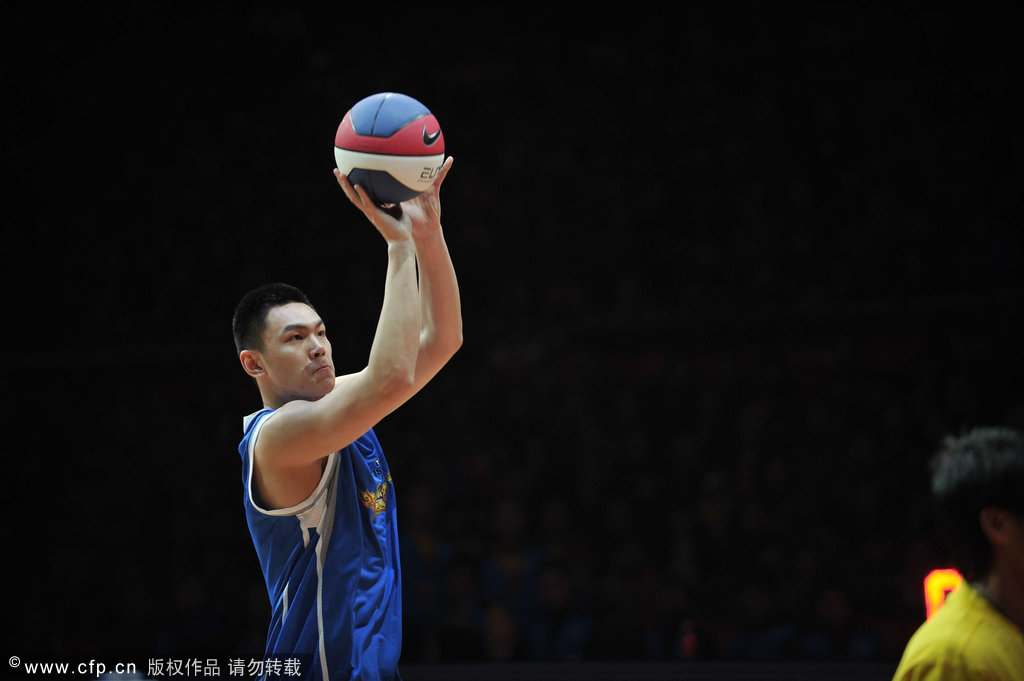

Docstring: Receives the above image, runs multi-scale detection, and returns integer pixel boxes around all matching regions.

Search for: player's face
[258,302,336,403]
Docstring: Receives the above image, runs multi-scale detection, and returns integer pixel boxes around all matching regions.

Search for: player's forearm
[414,227,463,356]
[366,239,421,394]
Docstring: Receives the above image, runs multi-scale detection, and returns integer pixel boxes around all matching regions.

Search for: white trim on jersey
[243,409,341,681]
[313,448,340,681]
[244,411,338,519]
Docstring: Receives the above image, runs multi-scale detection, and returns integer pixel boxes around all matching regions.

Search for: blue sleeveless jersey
[239,409,402,681]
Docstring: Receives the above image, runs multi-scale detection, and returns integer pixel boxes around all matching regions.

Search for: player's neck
[259,393,284,410]
[974,568,1024,631]
[257,382,288,410]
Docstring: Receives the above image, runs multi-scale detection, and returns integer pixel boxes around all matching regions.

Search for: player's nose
[309,336,326,356]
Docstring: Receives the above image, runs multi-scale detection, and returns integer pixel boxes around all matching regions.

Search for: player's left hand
[404,155,453,238]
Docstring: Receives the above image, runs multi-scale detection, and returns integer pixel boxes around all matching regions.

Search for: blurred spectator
[525,559,593,661]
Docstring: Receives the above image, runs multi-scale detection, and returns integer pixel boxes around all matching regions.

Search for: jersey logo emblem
[360,473,393,517]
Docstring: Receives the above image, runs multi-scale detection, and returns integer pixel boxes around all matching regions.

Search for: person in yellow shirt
[893,427,1024,680]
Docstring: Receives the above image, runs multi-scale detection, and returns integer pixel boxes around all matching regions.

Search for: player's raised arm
[249,178,424,476]
[406,156,463,391]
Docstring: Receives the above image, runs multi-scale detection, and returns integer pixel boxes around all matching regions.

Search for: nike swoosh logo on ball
[422,125,441,145]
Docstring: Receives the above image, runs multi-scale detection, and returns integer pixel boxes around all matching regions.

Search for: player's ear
[240,349,266,378]
[979,507,1011,547]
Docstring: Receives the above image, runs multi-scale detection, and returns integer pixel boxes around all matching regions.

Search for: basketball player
[892,427,1024,680]
[232,157,461,681]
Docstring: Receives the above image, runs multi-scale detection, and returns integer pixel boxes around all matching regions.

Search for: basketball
[334,92,445,206]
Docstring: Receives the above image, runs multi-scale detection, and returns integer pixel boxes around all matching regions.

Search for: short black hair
[930,426,1024,580]
[232,283,315,354]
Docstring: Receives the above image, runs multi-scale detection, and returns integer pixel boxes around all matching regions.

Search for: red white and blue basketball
[334,92,445,206]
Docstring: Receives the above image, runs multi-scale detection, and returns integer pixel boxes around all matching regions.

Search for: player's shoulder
[894,586,1023,680]
[243,407,276,435]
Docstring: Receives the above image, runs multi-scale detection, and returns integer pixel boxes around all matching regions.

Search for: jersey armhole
[245,412,337,518]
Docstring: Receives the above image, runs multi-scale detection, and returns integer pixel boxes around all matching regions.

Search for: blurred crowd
[35,295,1019,665]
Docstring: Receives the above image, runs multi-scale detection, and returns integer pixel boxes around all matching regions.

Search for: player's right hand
[334,168,413,244]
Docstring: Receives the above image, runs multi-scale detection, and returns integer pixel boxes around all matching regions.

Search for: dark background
[4,1,1022,673]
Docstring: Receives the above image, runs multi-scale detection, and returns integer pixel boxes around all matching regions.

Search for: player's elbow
[425,323,463,361]
[447,326,464,357]
[374,363,417,401]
